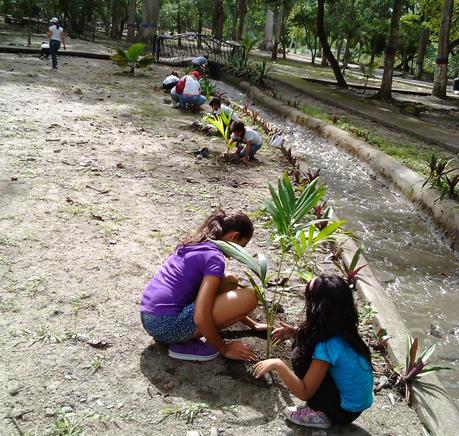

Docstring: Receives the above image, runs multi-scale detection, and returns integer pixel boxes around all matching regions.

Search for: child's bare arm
[253,358,329,401]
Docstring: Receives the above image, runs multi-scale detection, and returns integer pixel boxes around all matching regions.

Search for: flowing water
[217,81,459,405]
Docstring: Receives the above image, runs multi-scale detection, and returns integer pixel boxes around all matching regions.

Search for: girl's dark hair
[232,121,246,138]
[181,208,253,246]
[171,71,178,77]
[292,274,372,378]
[209,97,221,108]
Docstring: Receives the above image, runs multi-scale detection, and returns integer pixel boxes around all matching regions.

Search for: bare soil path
[0,53,422,435]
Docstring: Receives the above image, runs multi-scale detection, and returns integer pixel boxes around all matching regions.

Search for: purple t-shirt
[140,241,225,315]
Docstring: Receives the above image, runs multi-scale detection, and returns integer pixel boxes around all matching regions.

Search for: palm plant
[112,43,154,75]
[396,334,452,402]
[203,111,233,153]
[263,172,326,243]
[210,240,275,356]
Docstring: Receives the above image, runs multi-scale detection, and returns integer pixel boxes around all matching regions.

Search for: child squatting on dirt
[140,209,266,361]
[253,275,374,429]
[229,121,263,163]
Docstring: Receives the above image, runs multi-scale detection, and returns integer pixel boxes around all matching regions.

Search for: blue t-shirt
[313,336,373,412]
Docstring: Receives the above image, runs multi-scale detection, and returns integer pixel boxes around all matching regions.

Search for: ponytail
[181,208,253,246]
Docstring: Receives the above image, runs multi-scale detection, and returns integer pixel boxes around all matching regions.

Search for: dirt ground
[0,53,424,435]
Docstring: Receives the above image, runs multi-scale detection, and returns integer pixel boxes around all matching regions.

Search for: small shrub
[112,43,154,75]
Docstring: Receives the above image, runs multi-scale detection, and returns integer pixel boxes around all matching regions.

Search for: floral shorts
[141,303,196,344]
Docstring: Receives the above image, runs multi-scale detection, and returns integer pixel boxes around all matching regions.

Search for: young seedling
[396,334,452,402]
[111,43,154,75]
[203,111,233,153]
[91,355,104,373]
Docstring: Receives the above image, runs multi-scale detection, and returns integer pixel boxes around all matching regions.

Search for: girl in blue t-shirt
[253,274,373,429]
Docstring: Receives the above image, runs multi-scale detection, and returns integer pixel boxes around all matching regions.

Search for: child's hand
[252,358,281,378]
[272,321,297,343]
[222,341,254,361]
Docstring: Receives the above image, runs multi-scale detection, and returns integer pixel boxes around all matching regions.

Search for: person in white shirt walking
[47,17,66,70]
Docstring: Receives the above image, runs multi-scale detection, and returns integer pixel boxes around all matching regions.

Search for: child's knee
[243,288,258,311]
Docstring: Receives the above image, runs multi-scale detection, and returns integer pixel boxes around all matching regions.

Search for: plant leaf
[126,43,145,61]
[138,55,155,68]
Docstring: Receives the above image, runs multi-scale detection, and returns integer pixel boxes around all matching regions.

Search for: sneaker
[283,405,331,429]
[168,338,219,362]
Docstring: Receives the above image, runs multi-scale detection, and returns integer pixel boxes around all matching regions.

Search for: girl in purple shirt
[140,209,265,362]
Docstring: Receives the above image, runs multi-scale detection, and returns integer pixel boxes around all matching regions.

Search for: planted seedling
[396,334,452,402]
[111,43,154,75]
[203,111,233,153]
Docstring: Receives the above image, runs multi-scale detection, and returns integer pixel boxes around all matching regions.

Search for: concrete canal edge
[221,73,459,252]
[220,74,459,435]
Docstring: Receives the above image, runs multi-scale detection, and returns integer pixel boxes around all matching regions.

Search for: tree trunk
[342,38,351,72]
[378,0,403,100]
[262,8,274,50]
[280,1,287,59]
[111,0,121,39]
[177,0,182,34]
[213,0,224,40]
[237,0,247,41]
[127,0,136,42]
[414,26,429,80]
[271,0,284,60]
[137,0,160,43]
[316,0,347,87]
[231,0,239,41]
[432,0,454,99]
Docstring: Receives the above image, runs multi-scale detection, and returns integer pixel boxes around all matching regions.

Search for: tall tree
[127,0,137,42]
[110,0,122,39]
[138,0,160,42]
[213,0,224,39]
[271,0,285,60]
[237,0,248,41]
[432,0,454,99]
[377,0,403,100]
[316,0,347,87]
[261,8,274,50]
[414,18,429,79]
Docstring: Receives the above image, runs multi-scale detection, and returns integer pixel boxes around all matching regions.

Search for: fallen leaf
[91,214,104,221]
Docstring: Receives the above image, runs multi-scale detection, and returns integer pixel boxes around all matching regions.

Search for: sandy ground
[0,53,423,435]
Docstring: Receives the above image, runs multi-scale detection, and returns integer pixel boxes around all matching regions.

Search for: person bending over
[140,209,265,361]
[229,121,263,163]
[209,97,240,127]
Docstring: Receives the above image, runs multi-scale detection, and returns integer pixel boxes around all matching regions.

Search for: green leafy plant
[51,410,88,436]
[203,111,233,153]
[423,154,459,200]
[396,334,452,402]
[359,61,377,93]
[251,60,272,86]
[199,77,216,98]
[112,43,154,75]
[263,172,326,242]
